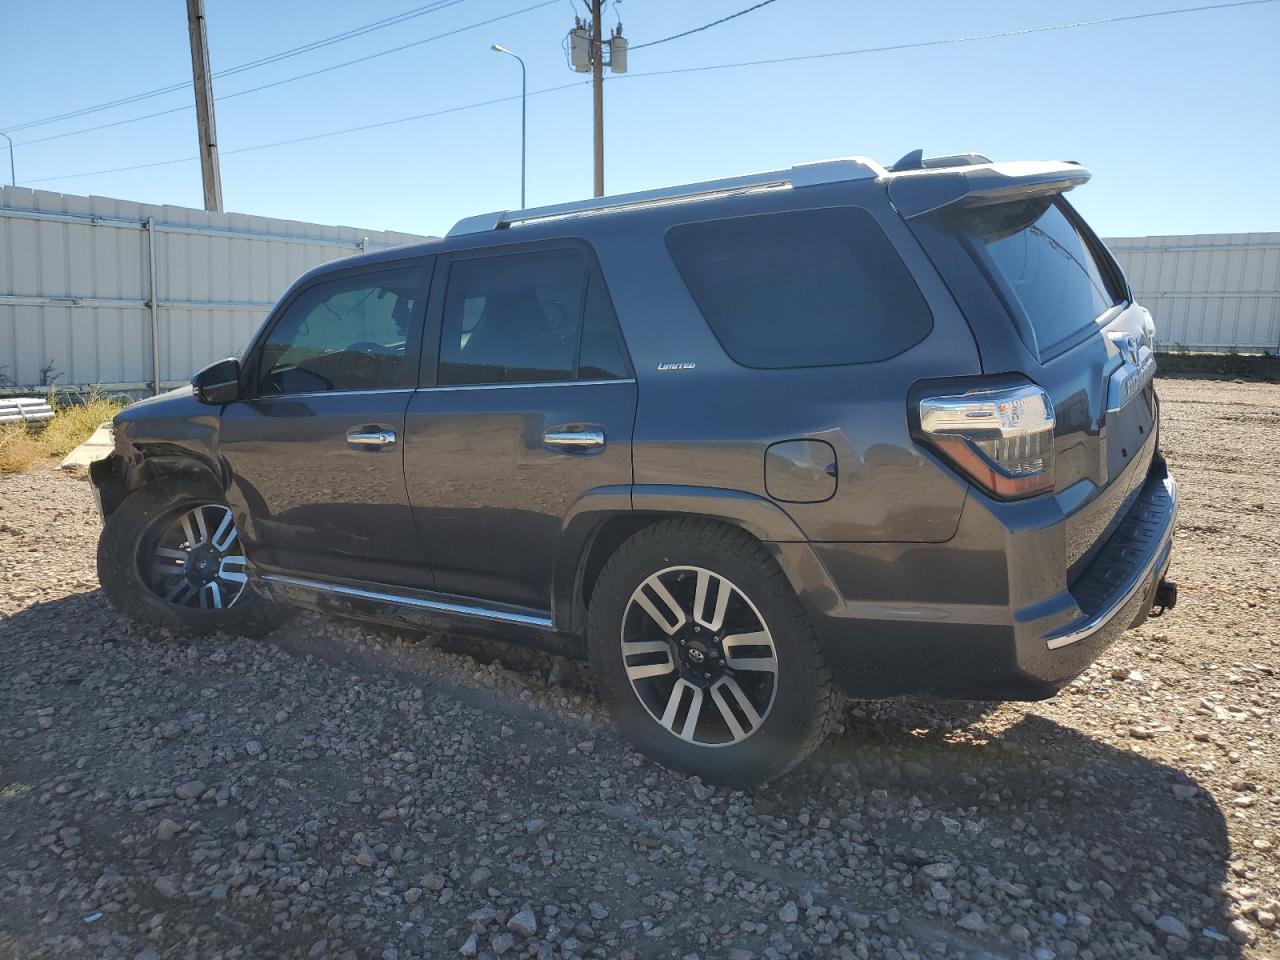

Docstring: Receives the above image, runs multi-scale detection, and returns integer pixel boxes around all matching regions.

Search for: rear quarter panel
[585,181,982,543]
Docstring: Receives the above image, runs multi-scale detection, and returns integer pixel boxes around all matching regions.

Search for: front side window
[665,208,933,369]
[438,247,630,386]
[964,198,1123,354]
[258,265,423,395]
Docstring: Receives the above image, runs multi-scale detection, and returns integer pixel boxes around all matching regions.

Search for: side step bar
[259,574,554,630]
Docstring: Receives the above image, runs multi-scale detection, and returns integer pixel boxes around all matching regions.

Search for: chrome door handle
[544,429,605,451]
[347,430,397,448]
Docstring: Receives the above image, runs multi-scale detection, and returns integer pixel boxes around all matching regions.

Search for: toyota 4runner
[92,151,1179,785]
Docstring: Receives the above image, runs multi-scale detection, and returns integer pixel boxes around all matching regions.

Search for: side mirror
[192,357,242,405]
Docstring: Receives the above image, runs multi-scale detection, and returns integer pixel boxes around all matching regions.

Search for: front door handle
[544,428,605,451]
[347,429,397,449]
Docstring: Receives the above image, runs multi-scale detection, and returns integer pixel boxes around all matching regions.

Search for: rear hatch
[893,161,1158,575]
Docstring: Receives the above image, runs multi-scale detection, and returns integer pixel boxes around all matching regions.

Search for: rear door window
[437,247,631,386]
[963,198,1124,355]
[664,208,933,369]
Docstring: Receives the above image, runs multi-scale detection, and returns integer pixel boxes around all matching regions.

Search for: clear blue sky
[2,0,1277,239]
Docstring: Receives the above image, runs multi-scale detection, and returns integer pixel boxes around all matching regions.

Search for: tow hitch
[1150,579,1178,617]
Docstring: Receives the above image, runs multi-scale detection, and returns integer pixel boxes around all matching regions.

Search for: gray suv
[92,151,1179,785]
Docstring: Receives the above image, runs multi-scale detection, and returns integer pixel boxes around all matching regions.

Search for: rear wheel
[587,519,839,785]
[97,476,287,637]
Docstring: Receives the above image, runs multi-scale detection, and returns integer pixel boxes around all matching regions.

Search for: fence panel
[0,186,428,394]
[1105,233,1280,354]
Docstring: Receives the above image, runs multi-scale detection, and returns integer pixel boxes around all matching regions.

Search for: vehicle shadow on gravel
[352,621,1242,955]
[1,594,1242,959]
[413,624,1242,955]
[778,704,1241,956]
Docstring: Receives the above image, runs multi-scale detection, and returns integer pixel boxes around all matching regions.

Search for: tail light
[917,380,1056,499]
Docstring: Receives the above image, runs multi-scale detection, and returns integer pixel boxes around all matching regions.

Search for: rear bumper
[1021,463,1175,679]
[774,457,1178,701]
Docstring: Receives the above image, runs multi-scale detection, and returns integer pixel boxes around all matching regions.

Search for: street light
[490,43,526,209]
[0,132,14,187]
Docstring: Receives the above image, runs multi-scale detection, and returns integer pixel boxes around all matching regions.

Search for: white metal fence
[0,187,427,395]
[2,189,1275,394]
[1105,233,1280,355]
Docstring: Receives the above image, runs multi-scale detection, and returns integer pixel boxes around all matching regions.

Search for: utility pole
[567,4,625,199]
[590,0,604,198]
[186,0,223,212]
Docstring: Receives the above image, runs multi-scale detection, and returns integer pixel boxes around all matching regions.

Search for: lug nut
[703,672,711,680]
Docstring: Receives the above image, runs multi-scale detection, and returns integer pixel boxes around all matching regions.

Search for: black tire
[587,518,839,786]
[96,476,288,638]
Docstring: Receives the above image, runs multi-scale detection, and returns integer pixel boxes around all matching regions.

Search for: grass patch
[0,428,45,474]
[0,390,126,474]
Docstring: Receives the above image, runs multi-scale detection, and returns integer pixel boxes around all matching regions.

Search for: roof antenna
[891,148,925,172]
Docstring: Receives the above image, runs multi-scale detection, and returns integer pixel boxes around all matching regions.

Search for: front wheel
[97,476,287,638]
[587,519,839,786]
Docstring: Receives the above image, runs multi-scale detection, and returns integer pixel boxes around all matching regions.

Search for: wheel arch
[555,484,809,636]
[91,446,224,521]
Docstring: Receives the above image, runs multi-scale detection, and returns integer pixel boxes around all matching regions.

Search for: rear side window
[438,248,630,386]
[665,208,932,369]
[965,198,1123,354]
[578,270,631,380]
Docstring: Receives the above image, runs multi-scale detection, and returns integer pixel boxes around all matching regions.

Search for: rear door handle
[544,428,605,451]
[347,429,397,449]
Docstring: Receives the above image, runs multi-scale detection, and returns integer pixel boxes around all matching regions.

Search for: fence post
[144,217,160,395]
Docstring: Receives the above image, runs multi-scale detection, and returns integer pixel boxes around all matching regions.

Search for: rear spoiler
[886,160,1091,219]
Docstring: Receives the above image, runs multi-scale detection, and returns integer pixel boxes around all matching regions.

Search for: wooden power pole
[590,0,604,198]
[186,0,223,212]
[567,1,623,197]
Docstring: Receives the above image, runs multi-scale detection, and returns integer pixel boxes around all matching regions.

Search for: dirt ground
[0,376,1276,960]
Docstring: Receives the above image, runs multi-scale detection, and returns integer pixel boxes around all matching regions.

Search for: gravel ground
[0,375,1276,960]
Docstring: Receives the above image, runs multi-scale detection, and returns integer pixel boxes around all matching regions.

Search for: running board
[259,574,554,631]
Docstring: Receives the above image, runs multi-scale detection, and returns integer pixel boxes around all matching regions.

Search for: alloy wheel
[143,504,249,610]
[620,565,779,746]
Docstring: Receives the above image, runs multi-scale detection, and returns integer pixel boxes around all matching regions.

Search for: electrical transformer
[609,33,628,74]
[568,25,591,72]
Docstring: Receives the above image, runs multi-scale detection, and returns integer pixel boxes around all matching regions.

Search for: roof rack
[446,156,886,238]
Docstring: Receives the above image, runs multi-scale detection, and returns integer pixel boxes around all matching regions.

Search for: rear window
[965,198,1124,354]
[665,208,932,369]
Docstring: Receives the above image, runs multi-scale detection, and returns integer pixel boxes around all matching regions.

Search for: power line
[0,0,475,135]
[22,82,588,185]
[13,105,194,149]
[11,0,1267,145]
[631,0,782,51]
[622,0,1279,78]
[11,0,560,149]
[223,82,582,158]
[20,0,1276,186]
[212,0,472,79]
